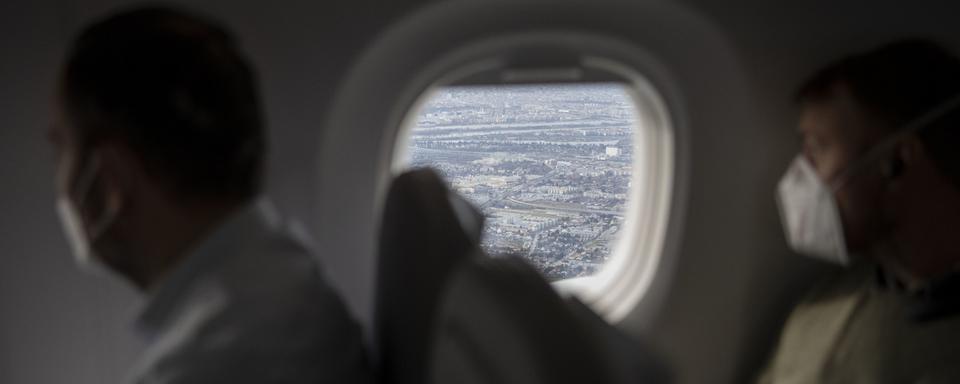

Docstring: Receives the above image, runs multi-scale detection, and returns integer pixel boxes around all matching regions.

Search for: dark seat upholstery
[375,168,484,384]
[375,168,670,384]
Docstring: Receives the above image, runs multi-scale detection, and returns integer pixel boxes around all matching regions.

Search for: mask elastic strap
[830,92,960,192]
[69,154,120,241]
[70,154,101,206]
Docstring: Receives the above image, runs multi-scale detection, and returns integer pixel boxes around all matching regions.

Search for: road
[505,198,623,216]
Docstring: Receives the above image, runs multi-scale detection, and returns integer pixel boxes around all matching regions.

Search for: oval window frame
[385,33,678,322]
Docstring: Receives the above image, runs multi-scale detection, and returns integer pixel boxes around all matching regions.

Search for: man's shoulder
[798,263,875,306]
[756,265,875,384]
[213,206,332,293]
[131,209,370,384]
[214,214,355,326]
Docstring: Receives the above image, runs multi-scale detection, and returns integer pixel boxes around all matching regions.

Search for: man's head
[794,39,960,277]
[49,7,265,287]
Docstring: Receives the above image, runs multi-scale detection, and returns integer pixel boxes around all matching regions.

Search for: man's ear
[889,135,927,180]
[95,142,141,215]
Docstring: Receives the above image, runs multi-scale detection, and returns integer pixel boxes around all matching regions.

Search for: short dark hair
[61,6,265,200]
[796,39,960,185]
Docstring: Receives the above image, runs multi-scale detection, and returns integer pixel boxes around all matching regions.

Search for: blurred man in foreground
[761,39,960,383]
[49,7,370,383]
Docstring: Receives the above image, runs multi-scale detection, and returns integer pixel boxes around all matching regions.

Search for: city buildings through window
[400,83,637,281]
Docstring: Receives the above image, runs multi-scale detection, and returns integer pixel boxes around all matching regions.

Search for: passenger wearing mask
[49,7,371,383]
[760,39,960,383]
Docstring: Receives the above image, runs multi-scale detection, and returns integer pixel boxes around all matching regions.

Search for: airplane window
[399,83,638,281]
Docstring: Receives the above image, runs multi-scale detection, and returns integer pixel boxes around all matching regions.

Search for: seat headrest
[375,168,483,384]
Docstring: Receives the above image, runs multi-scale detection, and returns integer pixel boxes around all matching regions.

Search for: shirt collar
[134,198,280,338]
[875,265,960,323]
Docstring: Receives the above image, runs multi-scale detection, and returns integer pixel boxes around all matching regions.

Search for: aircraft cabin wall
[1,1,959,384]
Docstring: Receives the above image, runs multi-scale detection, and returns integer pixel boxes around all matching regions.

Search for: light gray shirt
[128,200,370,384]
[758,265,960,384]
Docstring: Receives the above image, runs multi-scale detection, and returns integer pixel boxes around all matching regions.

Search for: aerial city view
[405,83,637,280]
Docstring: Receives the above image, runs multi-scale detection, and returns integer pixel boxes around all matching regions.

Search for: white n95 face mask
[55,155,117,275]
[776,156,850,265]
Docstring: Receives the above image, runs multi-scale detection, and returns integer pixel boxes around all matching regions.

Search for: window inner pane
[407,83,636,281]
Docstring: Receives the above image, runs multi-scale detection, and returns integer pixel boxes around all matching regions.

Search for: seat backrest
[375,169,484,384]
[429,255,671,384]
[430,255,613,384]
[375,169,671,384]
